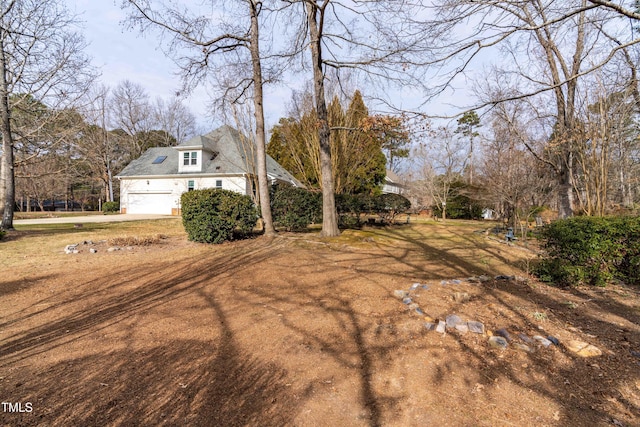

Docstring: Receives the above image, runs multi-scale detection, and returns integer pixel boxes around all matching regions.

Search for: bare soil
[1,219,639,426]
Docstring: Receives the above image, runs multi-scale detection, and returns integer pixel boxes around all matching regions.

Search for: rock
[488,336,508,349]
[64,244,79,254]
[478,275,491,282]
[410,283,421,290]
[533,335,552,347]
[467,321,485,334]
[453,292,470,303]
[446,314,463,328]
[495,328,512,341]
[435,320,446,334]
[467,277,480,283]
[566,340,602,357]
[402,297,412,305]
[630,350,640,358]
[408,303,420,310]
[440,280,449,285]
[415,307,425,316]
[393,290,409,299]
[513,343,533,353]
[547,336,560,346]
[518,334,535,345]
[82,240,93,245]
[452,279,462,285]
[89,248,98,254]
[107,247,121,252]
[455,323,469,333]
[424,322,435,331]
[495,275,515,280]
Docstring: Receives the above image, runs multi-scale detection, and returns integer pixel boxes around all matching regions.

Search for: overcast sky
[69,0,465,133]
[70,0,219,129]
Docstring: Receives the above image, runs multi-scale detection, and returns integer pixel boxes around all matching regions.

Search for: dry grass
[108,234,168,247]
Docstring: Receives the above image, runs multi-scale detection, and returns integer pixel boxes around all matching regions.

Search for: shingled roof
[117,125,302,187]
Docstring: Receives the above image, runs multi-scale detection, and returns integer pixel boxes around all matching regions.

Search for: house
[116,125,302,215]
[382,169,406,195]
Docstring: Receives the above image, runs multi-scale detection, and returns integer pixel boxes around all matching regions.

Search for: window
[215,180,222,189]
[183,151,198,166]
[152,156,167,164]
[188,180,195,191]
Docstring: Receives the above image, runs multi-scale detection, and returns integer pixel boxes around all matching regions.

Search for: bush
[374,193,411,224]
[271,185,321,231]
[102,201,119,213]
[181,189,258,244]
[535,216,640,287]
[0,228,5,241]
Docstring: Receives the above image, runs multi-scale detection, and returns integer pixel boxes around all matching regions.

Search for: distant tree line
[12,80,198,213]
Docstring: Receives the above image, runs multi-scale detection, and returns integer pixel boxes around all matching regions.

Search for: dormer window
[183,151,198,166]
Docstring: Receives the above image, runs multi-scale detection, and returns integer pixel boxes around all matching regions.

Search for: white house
[116,125,302,215]
[382,169,406,195]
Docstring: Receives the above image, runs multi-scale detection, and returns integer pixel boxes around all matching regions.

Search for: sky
[69,0,218,129]
[68,0,466,134]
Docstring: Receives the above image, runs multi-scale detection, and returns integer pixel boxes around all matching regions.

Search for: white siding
[119,175,249,214]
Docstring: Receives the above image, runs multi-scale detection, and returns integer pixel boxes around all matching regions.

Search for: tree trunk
[306,1,339,237]
[249,0,275,236]
[557,155,574,219]
[0,35,15,230]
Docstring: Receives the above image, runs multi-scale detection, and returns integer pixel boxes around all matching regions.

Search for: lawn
[1,219,639,426]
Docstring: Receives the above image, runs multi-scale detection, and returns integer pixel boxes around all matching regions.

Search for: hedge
[271,185,322,231]
[535,216,640,287]
[181,189,258,243]
[272,185,411,230]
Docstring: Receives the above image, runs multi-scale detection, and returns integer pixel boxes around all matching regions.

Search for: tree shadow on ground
[2,226,639,426]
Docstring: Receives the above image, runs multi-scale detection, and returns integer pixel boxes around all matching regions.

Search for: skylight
[152,156,167,164]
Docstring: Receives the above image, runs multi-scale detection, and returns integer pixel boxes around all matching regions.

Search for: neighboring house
[116,125,302,215]
[382,169,406,195]
[482,208,496,220]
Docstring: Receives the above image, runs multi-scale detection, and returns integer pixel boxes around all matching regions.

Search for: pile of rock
[393,277,603,358]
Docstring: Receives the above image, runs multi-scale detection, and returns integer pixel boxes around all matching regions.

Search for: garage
[126,193,174,215]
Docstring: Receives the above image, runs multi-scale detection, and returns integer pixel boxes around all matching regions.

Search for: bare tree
[410,126,468,220]
[152,97,198,146]
[110,79,154,159]
[421,0,640,218]
[0,0,94,229]
[125,0,277,236]
[286,0,429,235]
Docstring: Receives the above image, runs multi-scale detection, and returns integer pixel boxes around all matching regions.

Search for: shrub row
[271,185,411,231]
[181,189,258,244]
[535,216,640,287]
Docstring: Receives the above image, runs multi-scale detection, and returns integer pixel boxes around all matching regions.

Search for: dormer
[176,136,207,173]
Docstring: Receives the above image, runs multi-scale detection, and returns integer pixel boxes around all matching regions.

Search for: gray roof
[117,125,302,186]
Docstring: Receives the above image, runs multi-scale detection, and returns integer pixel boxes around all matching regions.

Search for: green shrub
[271,185,321,231]
[336,193,371,228]
[181,189,258,244]
[535,216,640,287]
[102,201,119,213]
[374,193,411,224]
[0,228,5,241]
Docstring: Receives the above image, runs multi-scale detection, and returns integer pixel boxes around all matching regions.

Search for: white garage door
[127,193,174,214]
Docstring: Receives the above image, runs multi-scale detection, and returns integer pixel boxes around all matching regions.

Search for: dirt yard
[1,219,639,426]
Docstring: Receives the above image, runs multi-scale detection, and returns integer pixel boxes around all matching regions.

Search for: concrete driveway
[14,214,176,225]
